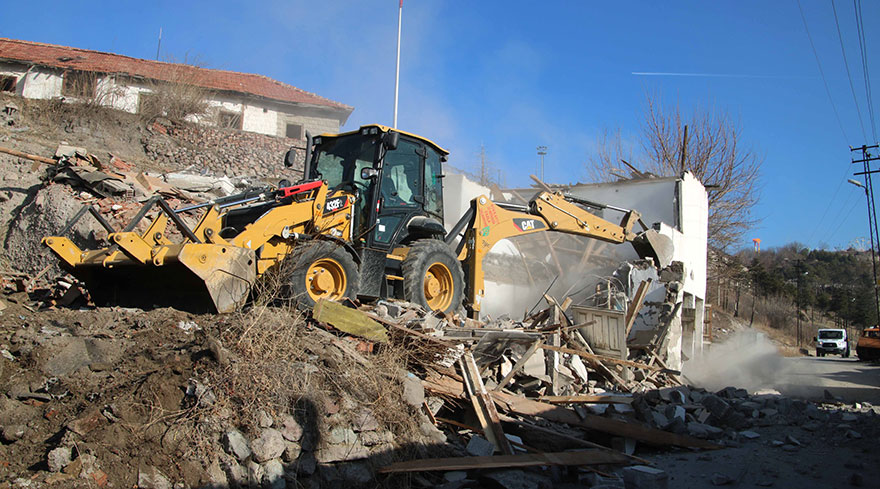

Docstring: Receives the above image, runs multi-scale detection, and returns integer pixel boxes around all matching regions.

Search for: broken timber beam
[492,390,719,450]
[538,395,634,404]
[378,449,629,473]
[494,339,542,392]
[0,146,56,165]
[624,279,651,337]
[540,344,663,372]
[423,374,720,450]
[460,352,515,455]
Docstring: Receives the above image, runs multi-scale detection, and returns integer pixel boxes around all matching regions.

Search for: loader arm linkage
[448,191,667,316]
[42,180,354,313]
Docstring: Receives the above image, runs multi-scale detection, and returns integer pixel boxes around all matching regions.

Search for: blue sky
[2,1,878,251]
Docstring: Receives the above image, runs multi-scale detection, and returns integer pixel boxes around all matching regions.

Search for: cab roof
[317,124,449,155]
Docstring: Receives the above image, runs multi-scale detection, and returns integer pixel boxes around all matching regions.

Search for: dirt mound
[3,184,104,276]
[0,301,440,488]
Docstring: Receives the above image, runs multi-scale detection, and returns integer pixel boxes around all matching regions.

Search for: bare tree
[588,93,762,251]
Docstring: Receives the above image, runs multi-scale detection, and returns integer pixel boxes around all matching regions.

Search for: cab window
[424,148,444,219]
[381,139,421,208]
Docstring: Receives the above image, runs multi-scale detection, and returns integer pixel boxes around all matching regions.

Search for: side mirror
[361,168,379,180]
[283,148,297,168]
[383,132,399,151]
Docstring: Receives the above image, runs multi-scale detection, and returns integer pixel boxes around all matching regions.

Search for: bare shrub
[138,58,211,123]
[201,260,424,452]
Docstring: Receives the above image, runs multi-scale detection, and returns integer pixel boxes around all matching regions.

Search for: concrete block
[466,435,495,457]
[623,465,668,489]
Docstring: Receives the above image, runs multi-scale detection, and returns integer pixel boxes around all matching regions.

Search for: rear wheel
[402,239,464,315]
[286,241,358,310]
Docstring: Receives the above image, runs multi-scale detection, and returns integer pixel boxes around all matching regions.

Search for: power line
[807,173,851,246]
[832,0,868,141]
[825,193,862,244]
[796,0,850,143]
[854,0,877,140]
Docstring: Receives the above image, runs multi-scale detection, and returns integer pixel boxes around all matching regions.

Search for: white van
[816,329,849,357]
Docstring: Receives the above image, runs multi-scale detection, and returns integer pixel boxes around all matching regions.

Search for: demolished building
[443,172,708,371]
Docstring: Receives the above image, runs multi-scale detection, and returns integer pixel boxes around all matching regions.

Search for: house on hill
[0,38,352,138]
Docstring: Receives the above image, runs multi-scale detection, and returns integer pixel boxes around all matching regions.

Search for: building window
[61,71,96,98]
[218,110,242,130]
[285,123,303,139]
[0,75,16,93]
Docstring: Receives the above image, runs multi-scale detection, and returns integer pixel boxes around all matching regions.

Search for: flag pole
[393,0,402,128]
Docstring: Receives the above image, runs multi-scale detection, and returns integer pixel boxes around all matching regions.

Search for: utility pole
[393,0,403,128]
[851,143,880,324]
[796,259,802,347]
[156,27,162,60]
[537,146,547,181]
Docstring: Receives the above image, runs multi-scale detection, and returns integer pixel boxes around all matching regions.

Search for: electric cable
[796,0,850,143]
[832,0,869,141]
[854,0,877,140]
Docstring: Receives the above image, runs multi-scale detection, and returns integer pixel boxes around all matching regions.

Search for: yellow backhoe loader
[42,124,671,317]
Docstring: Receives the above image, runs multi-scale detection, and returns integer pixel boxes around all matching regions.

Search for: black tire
[844,346,850,358]
[401,239,465,315]
[817,350,824,357]
[285,241,358,310]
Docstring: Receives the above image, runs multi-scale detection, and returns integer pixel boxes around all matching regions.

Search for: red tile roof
[0,38,352,113]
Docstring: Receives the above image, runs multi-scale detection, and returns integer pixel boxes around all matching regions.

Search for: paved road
[774,356,880,403]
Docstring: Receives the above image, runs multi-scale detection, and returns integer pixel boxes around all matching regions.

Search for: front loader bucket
[62,244,257,313]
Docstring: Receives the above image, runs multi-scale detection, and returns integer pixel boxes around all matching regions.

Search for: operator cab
[299,124,448,251]
[289,124,449,299]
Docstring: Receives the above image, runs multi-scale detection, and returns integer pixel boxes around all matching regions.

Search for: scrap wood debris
[302,294,730,482]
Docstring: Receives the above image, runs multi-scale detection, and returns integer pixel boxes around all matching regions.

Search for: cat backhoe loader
[42,124,671,317]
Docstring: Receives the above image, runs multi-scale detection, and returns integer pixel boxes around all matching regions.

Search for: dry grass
[202,267,425,449]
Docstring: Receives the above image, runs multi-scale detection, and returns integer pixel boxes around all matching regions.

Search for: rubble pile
[144,120,305,179]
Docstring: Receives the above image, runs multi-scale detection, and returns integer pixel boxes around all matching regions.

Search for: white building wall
[441,173,490,231]
[21,68,62,99]
[242,103,278,136]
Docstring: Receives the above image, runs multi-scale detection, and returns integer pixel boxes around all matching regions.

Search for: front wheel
[843,346,850,358]
[401,239,465,315]
[285,241,359,310]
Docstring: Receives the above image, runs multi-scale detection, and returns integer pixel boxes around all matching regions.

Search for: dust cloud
[683,330,789,393]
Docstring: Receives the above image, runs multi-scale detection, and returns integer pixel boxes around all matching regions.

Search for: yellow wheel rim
[423,262,454,312]
[306,258,347,302]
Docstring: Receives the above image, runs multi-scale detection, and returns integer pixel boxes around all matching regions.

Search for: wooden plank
[498,414,653,465]
[425,374,719,449]
[460,352,514,455]
[538,395,634,404]
[494,339,543,392]
[378,449,630,473]
[540,344,662,372]
[0,146,56,165]
[313,300,389,342]
[491,390,719,450]
[624,279,651,337]
[434,417,539,453]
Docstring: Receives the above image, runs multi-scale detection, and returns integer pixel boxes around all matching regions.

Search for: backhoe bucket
[62,244,257,313]
[632,229,674,269]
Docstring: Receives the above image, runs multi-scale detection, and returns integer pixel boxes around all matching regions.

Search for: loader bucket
[65,244,257,313]
[632,229,674,269]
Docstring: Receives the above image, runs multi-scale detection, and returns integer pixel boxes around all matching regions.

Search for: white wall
[441,173,491,231]
[21,68,62,99]
[243,103,278,135]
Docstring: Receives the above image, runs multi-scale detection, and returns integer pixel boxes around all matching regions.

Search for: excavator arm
[447,190,672,316]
